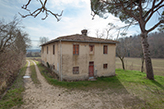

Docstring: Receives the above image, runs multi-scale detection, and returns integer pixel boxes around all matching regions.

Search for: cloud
[0,0,139,49]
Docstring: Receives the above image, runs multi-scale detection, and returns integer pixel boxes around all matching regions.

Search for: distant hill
[26,49,41,53]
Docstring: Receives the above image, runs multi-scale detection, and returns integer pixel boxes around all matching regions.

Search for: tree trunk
[120,58,125,70]
[141,33,154,80]
[141,55,144,72]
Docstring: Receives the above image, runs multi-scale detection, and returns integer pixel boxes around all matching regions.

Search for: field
[1,57,164,108]
[26,57,164,76]
[116,57,164,76]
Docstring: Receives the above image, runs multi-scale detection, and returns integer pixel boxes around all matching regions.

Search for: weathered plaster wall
[60,42,116,80]
[41,41,116,80]
[41,42,60,73]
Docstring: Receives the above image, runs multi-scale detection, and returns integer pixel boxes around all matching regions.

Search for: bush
[46,62,50,68]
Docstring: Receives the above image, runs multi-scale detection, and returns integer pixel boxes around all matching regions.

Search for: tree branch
[138,0,143,21]
[144,0,163,18]
[145,3,164,23]
[154,4,164,14]
[47,10,63,21]
[118,0,139,21]
[20,0,63,20]
[22,0,31,11]
[147,20,164,33]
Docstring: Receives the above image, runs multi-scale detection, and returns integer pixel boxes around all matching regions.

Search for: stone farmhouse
[41,29,117,81]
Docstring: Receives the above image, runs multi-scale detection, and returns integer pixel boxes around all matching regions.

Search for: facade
[41,30,117,81]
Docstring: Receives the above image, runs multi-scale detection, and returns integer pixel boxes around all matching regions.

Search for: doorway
[89,61,94,77]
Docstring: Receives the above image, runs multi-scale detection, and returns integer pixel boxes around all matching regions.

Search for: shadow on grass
[151,80,164,90]
[40,70,144,108]
[34,62,145,108]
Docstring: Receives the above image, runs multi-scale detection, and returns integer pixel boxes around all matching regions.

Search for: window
[89,45,94,52]
[73,67,79,74]
[103,45,108,54]
[53,65,55,69]
[73,44,79,55]
[89,45,94,54]
[103,64,108,69]
[42,47,44,53]
[47,46,48,54]
[53,45,55,55]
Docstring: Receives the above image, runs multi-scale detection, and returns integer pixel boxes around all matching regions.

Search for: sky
[0,0,161,49]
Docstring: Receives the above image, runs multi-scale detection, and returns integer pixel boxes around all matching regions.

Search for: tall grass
[0,62,28,109]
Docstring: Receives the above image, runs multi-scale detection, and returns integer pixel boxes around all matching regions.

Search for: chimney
[81,29,88,36]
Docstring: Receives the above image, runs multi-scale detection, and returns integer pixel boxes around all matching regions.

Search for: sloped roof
[41,34,118,46]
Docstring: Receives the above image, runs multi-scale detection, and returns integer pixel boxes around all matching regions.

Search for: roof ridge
[41,34,118,46]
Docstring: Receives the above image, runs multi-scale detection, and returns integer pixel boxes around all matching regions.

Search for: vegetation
[26,52,41,57]
[0,62,27,109]
[116,32,164,72]
[116,57,164,77]
[116,37,129,70]
[117,32,164,58]
[37,61,164,108]
[26,57,41,60]
[91,0,164,80]
[39,37,49,45]
[20,0,63,21]
[30,60,40,85]
[0,17,31,95]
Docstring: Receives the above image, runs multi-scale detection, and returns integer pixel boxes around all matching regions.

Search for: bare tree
[39,36,49,46]
[0,17,20,53]
[19,0,63,20]
[116,39,126,70]
[95,29,100,38]
[95,23,116,39]
[0,17,31,88]
[116,37,131,70]
[127,35,144,72]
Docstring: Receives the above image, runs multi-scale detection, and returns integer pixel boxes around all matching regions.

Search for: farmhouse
[41,29,117,81]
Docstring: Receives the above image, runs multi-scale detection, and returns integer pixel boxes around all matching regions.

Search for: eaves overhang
[40,39,118,46]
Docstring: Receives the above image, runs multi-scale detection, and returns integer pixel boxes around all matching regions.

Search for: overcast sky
[0,0,159,49]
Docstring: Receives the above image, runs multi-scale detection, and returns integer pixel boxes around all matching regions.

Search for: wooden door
[89,61,94,77]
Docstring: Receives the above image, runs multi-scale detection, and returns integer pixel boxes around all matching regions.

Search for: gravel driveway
[19,60,142,109]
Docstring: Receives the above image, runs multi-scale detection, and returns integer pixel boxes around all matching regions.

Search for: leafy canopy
[91,0,164,32]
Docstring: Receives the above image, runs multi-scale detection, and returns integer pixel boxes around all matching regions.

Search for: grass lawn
[0,62,28,109]
[37,61,164,108]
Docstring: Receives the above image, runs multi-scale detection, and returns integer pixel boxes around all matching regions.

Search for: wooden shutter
[73,44,79,55]
[103,45,108,54]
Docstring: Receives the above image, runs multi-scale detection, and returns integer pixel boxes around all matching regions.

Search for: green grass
[0,62,28,109]
[39,61,164,90]
[37,61,164,108]
[30,60,40,85]
[116,69,164,109]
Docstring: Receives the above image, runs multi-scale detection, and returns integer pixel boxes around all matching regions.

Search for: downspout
[60,39,63,81]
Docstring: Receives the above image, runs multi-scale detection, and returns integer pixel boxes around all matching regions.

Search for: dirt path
[20,60,141,109]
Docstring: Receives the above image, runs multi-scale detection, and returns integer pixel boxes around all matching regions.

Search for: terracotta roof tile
[41,34,118,46]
